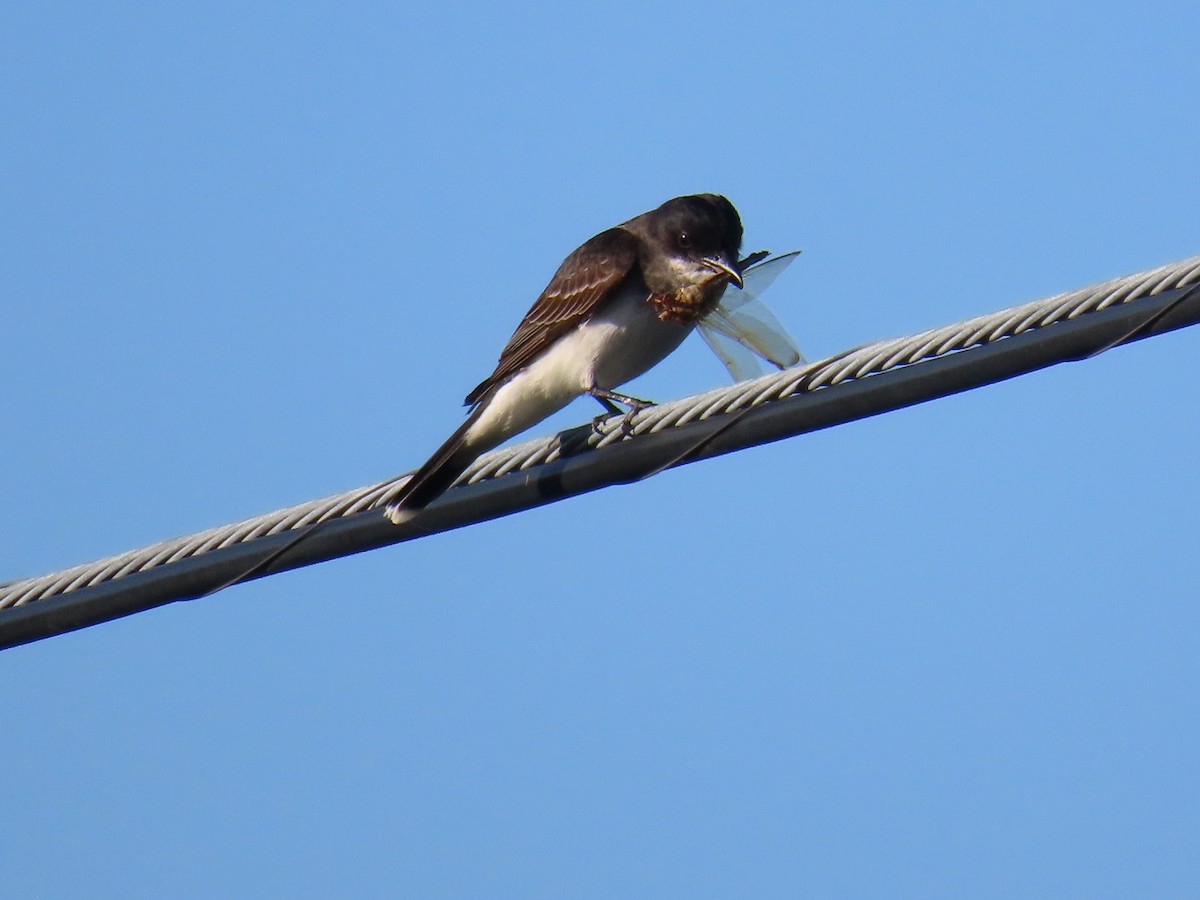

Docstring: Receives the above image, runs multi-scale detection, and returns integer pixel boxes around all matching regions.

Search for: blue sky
[4,2,1199,896]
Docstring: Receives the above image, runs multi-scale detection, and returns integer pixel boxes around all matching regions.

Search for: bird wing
[463,227,640,407]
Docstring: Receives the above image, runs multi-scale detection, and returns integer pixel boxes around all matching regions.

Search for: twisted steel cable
[2,253,1198,647]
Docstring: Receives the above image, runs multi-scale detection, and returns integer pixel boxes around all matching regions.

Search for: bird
[385,193,751,522]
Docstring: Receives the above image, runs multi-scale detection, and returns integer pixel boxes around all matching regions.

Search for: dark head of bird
[624,193,745,322]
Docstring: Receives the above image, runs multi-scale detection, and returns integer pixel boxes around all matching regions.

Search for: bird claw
[620,400,654,435]
[591,400,653,438]
[587,388,655,439]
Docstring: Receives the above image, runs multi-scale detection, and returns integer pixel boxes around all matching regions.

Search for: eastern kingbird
[386,193,752,521]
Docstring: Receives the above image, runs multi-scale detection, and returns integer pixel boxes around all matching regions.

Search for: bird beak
[702,253,744,289]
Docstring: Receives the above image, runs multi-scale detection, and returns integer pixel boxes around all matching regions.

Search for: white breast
[462,283,702,453]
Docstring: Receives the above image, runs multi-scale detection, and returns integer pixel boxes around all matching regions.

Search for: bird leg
[588,388,655,437]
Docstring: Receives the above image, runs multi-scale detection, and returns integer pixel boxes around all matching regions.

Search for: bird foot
[590,396,654,438]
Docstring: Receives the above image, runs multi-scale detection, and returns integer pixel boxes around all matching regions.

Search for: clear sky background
[4,2,1198,896]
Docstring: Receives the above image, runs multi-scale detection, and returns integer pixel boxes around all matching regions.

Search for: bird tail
[385,405,489,522]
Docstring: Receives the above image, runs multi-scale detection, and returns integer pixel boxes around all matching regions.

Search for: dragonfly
[698,250,805,381]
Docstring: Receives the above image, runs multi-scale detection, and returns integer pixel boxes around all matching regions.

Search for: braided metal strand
[2,254,1198,634]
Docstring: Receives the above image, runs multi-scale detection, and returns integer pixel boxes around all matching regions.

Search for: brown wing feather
[463,227,640,407]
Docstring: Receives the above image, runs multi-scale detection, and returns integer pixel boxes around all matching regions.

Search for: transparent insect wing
[699,251,805,381]
[698,322,766,381]
[706,296,804,367]
[741,250,802,302]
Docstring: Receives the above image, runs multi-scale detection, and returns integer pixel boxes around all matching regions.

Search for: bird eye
[678,231,692,249]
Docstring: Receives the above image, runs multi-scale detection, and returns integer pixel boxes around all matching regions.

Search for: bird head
[626,193,745,293]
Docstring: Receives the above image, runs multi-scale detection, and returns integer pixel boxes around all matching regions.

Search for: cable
[2,254,1198,649]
